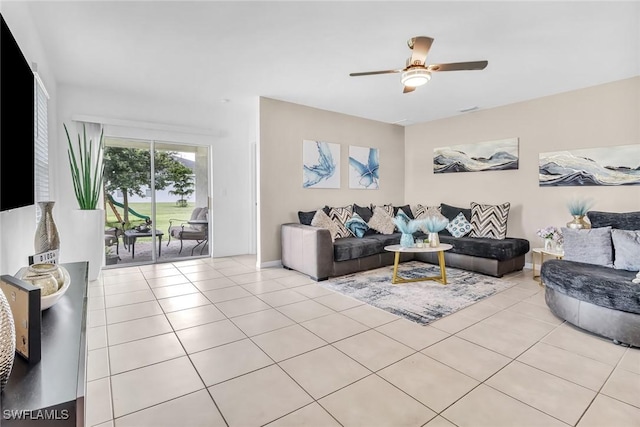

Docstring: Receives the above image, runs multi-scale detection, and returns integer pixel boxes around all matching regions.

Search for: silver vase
[34,201,60,253]
[566,215,591,230]
[428,232,440,248]
[0,288,15,392]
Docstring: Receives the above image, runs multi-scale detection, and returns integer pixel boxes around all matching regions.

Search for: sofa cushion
[439,235,529,261]
[446,212,472,238]
[353,204,374,222]
[368,206,396,234]
[298,210,316,225]
[311,209,341,241]
[412,204,445,221]
[333,236,387,262]
[562,227,614,268]
[440,203,471,222]
[469,202,510,240]
[345,213,370,238]
[394,204,414,219]
[587,211,640,230]
[612,229,640,271]
[362,232,403,248]
[541,259,640,315]
[371,204,394,217]
[328,205,353,239]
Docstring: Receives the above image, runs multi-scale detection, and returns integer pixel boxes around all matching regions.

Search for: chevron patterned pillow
[328,205,354,239]
[469,202,511,239]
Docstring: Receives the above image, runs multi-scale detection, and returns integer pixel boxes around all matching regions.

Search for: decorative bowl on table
[17,264,71,310]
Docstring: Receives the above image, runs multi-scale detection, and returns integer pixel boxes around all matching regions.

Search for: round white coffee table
[384,244,453,285]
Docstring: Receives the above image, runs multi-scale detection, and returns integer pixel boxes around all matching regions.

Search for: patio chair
[167,207,209,255]
[104,225,123,256]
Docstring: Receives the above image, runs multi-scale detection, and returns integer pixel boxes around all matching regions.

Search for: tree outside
[104,147,193,226]
[168,162,195,207]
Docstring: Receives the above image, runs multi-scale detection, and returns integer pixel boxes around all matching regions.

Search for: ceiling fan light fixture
[401,69,431,87]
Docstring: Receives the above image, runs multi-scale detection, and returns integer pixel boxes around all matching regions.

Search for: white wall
[55,86,255,261]
[258,97,405,265]
[0,3,58,276]
[404,77,640,262]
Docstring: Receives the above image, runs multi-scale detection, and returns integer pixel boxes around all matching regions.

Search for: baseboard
[260,259,283,269]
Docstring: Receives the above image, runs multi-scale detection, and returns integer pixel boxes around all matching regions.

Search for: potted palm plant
[65,123,106,280]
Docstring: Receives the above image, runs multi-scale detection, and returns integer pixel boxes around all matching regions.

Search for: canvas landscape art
[539,144,640,186]
[433,137,519,173]
[349,146,379,189]
[302,140,340,189]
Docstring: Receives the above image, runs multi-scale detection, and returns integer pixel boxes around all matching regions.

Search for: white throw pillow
[368,206,396,235]
[311,209,340,241]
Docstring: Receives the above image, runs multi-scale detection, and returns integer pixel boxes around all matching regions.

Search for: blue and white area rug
[320,261,516,325]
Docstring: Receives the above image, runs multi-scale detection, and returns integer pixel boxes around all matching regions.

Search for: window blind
[34,73,49,222]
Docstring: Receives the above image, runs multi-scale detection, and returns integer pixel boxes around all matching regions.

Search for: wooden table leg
[437,250,447,285]
[391,252,401,284]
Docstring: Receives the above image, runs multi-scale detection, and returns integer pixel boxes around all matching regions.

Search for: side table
[532,247,564,280]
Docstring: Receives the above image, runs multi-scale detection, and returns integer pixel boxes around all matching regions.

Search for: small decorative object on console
[17,264,71,311]
[34,201,60,255]
[0,275,41,363]
[0,286,15,391]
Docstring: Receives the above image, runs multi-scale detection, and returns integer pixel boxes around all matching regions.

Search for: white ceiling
[24,1,640,132]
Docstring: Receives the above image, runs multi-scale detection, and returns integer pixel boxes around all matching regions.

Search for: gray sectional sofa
[541,211,640,347]
[281,203,529,281]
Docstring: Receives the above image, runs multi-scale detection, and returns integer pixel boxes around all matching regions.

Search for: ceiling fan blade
[349,69,402,77]
[427,61,488,72]
[403,85,416,94]
[407,36,434,66]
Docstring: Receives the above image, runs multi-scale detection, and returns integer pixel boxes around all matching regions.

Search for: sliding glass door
[103,137,210,267]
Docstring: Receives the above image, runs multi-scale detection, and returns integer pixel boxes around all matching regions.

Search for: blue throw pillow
[345,212,370,238]
[446,212,472,238]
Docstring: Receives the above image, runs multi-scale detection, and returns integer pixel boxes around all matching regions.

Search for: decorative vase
[0,288,16,392]
[544,238,553,251]
[34,201,60,254]
[566,215,591,230]
[428,232,440,248]
[400,233,414,248]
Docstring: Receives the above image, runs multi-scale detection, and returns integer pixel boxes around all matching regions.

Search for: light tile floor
[85,255,640,427]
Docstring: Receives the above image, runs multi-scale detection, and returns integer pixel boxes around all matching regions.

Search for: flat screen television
[0,13,35,211]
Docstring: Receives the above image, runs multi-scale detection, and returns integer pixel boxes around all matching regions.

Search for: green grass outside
[106,202,196,241]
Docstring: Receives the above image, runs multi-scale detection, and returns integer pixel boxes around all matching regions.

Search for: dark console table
[1,262,89,426]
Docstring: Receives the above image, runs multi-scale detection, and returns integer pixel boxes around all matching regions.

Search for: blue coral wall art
[349,146,379,189]
[303,140,341,188]
[539,144,640,186]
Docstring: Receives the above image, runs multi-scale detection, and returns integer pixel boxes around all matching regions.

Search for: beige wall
[405,77,640,262]
[259,97,405,264]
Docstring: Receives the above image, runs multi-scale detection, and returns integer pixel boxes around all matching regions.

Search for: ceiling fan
[349,36,488,93]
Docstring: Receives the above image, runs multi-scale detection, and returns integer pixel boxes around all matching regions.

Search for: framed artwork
[0,275,41,363]
[434,137,519,173]
[303,140,340,188]
[539,144,640,186]
[349,146,379,189]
